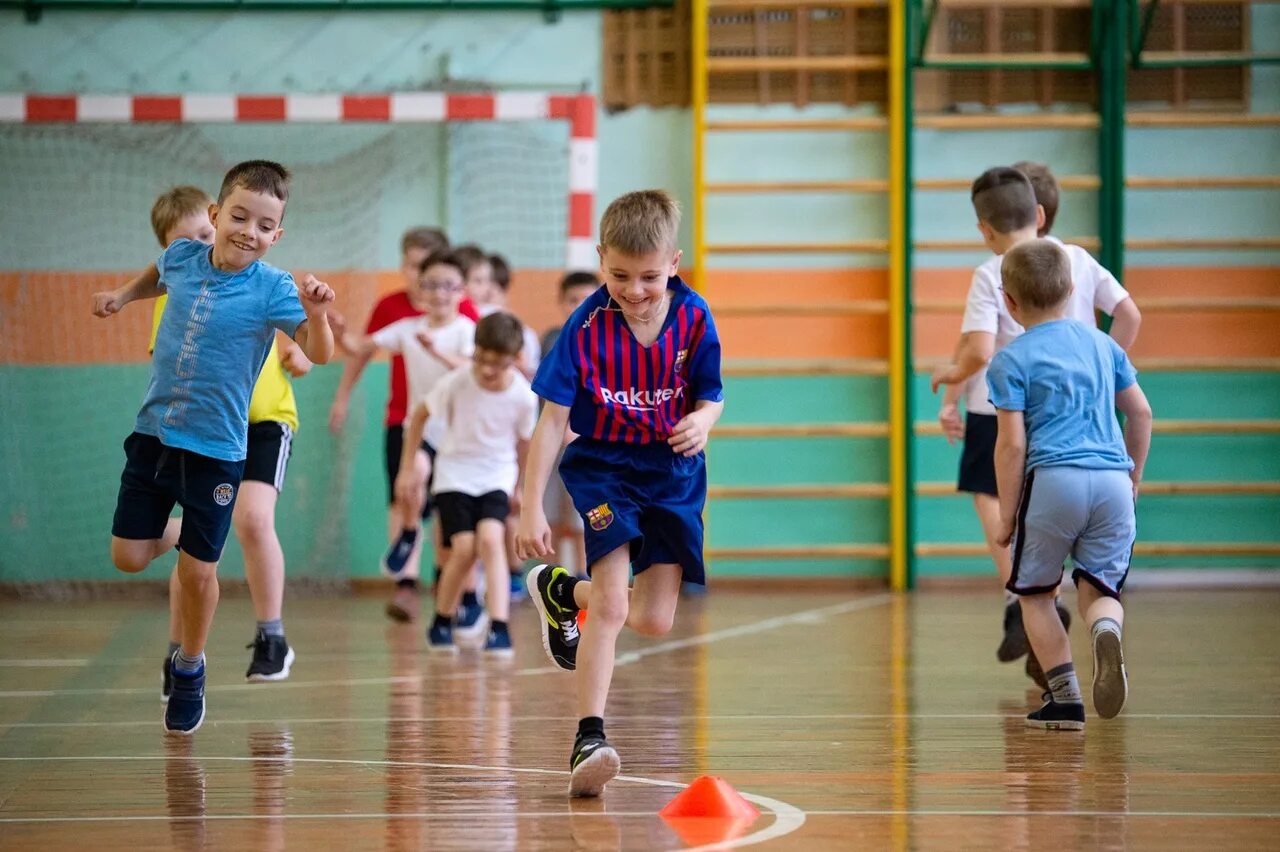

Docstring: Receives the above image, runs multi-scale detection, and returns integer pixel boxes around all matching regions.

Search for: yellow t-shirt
[150,295,300,432]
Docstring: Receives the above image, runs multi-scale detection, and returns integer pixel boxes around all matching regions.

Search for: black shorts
[243,421,294,491]
[111,432,245,563]
[957,412,999,497]
[434,490,510,545]
[384,424,435,518]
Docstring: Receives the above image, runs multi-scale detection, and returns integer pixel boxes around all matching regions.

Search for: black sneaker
[528,564,580,671]
[246,632,295,682]
[164,653,206,735]
[1026,694,1086,731]
[162,654,173,703]
[381,528,418,578]
[997,601,1029,662]
[427,618,458,654]
[569,734,620,798]
[1091,627,1128,719]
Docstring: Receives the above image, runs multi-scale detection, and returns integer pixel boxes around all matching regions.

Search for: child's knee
[590,587,630,628]
[629,606,675,637]
[110,539,150,574]
[233,507,275,547]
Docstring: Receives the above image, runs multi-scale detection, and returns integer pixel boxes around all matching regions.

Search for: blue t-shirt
[532,276,723,445]
[136,239,307,462]
[986,318,1137,472]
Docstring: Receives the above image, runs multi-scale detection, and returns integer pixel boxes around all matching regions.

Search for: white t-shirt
[425,367,538,497]
[959,237,1130,414]
[371,314,475,425]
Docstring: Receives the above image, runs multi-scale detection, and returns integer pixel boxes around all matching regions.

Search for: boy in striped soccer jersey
[517,190,724,798]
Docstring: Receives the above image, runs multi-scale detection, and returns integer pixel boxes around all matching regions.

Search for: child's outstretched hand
[92,290,125,318]
[299,274,335,312]
[668,410,711,457]
[515,509,554,561]
[414,329,438,355]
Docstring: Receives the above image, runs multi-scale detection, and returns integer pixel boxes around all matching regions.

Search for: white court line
[0,755,806,850]
[0,594,893,699]
[3,711,1277,729]
[800,809,1280,818]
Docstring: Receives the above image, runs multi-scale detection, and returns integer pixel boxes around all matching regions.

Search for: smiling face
[472,346,517,391]
[598,246,681,321]
[209,185,285,271]
[415,261,465,323]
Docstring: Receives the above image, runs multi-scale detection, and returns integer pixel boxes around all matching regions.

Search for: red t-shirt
[366,292,480,427]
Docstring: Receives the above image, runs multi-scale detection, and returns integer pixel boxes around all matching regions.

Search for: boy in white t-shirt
[397,312,537,655]
[342,250,476,579]
[930,166,1142,686]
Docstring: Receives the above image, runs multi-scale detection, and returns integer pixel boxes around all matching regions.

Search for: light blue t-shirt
[986,318,1137,472]
[136,239,307,462]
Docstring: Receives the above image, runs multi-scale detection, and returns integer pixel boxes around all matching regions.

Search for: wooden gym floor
[0,588,1276,850]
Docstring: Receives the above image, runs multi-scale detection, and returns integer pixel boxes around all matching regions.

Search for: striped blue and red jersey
[533,276,723,445]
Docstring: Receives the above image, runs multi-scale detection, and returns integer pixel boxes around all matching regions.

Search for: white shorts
[1009,466,1135,600]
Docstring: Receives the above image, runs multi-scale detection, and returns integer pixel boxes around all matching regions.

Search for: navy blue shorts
[958,412,999,497]
[111,432,245,563]
[558,438,707,585]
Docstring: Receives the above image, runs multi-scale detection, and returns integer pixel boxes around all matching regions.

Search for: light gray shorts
[1009,465,1135,600]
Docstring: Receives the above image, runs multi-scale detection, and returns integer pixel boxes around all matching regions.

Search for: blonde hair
[599,190,681,255]
[1001,239,1073,310]
[150,185,212,247]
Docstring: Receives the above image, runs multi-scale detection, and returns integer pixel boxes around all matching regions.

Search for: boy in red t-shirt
[329,227,479,621]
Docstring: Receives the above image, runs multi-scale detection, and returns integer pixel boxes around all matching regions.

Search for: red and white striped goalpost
[0,91,598,270]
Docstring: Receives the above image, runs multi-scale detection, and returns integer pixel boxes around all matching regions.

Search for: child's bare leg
[972,494,1013,587]
[575,547,630,718]
[176,551,220,658]
[1077,580,1127,718]
[233,481,284,623]
[625,564,682,637]
[168,567,183,644]
[1020,591,1085,729]
[111,516,181,574]
[435,532,478,619]
[476,519,510,624]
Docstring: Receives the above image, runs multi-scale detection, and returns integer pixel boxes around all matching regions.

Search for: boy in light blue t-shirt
[986,239,1153,732]
[92,160,336,735]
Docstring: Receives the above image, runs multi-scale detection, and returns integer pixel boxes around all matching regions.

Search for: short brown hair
[419,249,463,277]
[1014,161,1058,237]
[1001,238,1073,310]
[971,167,1037,235]
[402,227,449,256]
[489,253,511,291]
[599,190,681,255]
[218,160,290,206]
[474,311,524,356]
[452,244,490,277]
[560,270,600,296]
[150,185,212,247]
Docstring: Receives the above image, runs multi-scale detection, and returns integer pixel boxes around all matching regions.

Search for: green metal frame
[10,0,670,24]
[1128,0,1279,68]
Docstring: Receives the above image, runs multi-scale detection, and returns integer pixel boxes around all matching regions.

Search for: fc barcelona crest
[586,503,614,531]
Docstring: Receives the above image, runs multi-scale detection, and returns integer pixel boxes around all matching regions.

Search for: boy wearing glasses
[343,250,476,577]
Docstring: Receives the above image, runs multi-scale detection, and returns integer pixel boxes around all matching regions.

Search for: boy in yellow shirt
[147,186,310,695]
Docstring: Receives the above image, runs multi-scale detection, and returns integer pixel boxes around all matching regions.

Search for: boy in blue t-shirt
[515,190,724,797]
[986,239,1153,731]
[92,160,335,735]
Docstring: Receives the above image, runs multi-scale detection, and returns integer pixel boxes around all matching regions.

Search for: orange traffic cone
[660,776,760,847]
[659,776,760,819]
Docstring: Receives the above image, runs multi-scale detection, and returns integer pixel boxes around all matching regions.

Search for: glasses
[419,281,463,292]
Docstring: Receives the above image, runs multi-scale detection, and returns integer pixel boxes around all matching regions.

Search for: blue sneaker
[454,596,489,642]
[164,653,206,735]
[381,528,418,578]
[483,626,514,657]
[509,572,529,603]
[426,618,457,654]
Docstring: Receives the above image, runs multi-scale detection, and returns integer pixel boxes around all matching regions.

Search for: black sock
[551,574,580,611]
[491,620,509,636]
[576,716,605,742]
[397,577,419,590]
[432,612,451,630]
[461,590,479,608]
